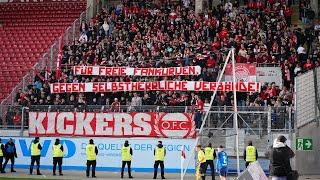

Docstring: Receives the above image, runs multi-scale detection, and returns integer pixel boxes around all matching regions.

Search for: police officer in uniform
[52,138,64,176]
[153,141,166,179]
[29,137,42,175]
[0,138,5,173]
[196,145,206,180]
[86,139,98,178]
[204,143,216,180]
[3,138,17,173]
[121,140,133,178]
[243,141,258,168]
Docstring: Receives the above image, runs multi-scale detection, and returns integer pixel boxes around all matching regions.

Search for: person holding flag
[216,145,228,180]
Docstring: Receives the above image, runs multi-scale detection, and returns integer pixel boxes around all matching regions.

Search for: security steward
[29,137,42,175]
[204,143,216,180]
[196,145,206,180]
[153,141,166,179]
[121,140,133,178]
[0,138,5,173]
[86,139,98,178]
[52,138,64,176]
[243,141,258,168]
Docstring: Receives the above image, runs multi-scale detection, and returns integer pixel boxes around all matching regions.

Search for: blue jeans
[272,177,287,180]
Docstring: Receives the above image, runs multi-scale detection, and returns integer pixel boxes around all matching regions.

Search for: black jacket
[5,142,17,158]
[268,142,295,177]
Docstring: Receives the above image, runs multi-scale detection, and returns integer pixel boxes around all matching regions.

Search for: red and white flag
[181,148,186,160]
[225,63,257,82]
[56,34,63,81]
[180,147,186,180]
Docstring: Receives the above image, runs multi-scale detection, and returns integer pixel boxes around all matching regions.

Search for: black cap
[35,137,39,140]
[158,141,162,144]
[278,135,287,143]
[89,139,94,144]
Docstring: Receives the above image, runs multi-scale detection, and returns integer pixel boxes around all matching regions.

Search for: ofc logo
[17,139,76,158]
[154,113,196,138]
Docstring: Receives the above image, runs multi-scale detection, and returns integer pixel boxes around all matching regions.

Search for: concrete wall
[295,67,320,175]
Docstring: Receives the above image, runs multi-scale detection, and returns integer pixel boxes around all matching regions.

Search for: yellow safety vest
[121,146,132,161]
[155,147,165,161]
[86,144,96,161]
[31,142,41,156]
[245,146,256,162]
[52,144,64,158]
[0,144,3,156]
[198,150,206,163]
[204,147,214,160]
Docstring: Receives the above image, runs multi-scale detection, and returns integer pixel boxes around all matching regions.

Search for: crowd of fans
[15,0,320,110]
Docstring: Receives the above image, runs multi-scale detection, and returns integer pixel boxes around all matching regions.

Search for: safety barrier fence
[0,105,293,137]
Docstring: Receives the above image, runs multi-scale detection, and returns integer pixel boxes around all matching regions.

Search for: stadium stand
[13,0,319,109]
[0,1,86,101]
[0,0,319,126]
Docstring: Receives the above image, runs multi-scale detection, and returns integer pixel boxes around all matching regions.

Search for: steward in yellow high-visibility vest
[0,138,5,173]
[204,143,216,179]
[86,139,98,178]
[121,140,133,178]
[52,138,64,176]
[29,137,42,175]
[153,141,166,179]
[196,145,206,180]
[243,141,258,168]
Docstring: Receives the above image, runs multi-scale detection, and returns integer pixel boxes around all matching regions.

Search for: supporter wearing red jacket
[110,98,121,112]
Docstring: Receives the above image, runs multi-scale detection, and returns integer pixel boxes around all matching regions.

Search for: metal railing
[0,105,292,135]
[0,3,96,125]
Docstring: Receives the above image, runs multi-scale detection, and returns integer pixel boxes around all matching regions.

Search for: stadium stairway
[0,2,86,101]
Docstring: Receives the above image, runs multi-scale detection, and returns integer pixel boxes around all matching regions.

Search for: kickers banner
[29,112,196,138]
[225,63,257,82]
[50,81,261,93]
[73,66,201,76]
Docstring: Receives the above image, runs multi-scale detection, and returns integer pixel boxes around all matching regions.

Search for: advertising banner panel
[256,67,283,87]
[29,112,196,138]
[0,137,195,172]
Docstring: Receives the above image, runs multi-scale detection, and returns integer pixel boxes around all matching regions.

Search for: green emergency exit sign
[296,138,313,151]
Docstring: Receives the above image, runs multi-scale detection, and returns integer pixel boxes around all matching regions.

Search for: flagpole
[182,50,232,178]
[181,147,185,180]
[181,155,183,180]
[231,48,240,176]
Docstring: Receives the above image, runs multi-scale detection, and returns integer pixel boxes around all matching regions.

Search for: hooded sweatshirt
[269,141,294,177]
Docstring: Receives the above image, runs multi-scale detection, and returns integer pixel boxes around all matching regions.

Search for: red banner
[28,112,196,138]
[73,66,201,76]
[225,63,257,82]
[50,81,261,93]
